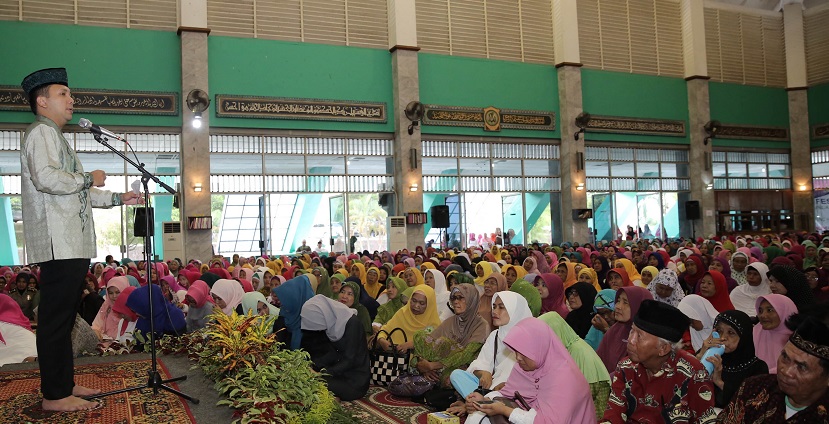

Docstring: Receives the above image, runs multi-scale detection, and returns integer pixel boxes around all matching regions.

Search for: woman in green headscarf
[313,266,333,299]
[539,311,611,420]
[509,280,541,317]
[329,272,347,300]
[764,245,785,265]
[373,277,408,328]
[338,280,372,336]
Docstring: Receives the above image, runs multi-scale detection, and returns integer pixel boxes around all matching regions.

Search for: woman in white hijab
[300,295,370,401]
[677,294,720,352]
[729,262,771,317]
[424,269,453,321]
[210,279,245,316]
[447,291,533,416]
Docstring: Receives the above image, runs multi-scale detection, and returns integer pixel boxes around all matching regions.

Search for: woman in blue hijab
[272,274,317,350]
[125,284,186,339]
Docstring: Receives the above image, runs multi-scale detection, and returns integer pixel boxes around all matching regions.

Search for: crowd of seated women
[2,232,829,423]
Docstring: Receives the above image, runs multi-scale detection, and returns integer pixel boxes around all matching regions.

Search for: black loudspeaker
[685,201,701,220]
[430,205,450,228]
[134,207,154,237]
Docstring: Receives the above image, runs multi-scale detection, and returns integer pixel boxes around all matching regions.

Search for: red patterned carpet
[341,385,436,424]
[0,359,196,424]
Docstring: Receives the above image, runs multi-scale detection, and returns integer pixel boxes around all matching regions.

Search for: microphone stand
[86,133,199,405]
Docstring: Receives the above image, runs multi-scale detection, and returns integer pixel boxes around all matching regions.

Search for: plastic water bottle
[701,331,725,376]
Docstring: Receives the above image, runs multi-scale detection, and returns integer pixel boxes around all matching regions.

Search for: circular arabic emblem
[485,109,499,126]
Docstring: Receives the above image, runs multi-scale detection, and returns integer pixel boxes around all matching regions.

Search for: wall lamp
[409,183,419,192]
[799,184,808,191]
[706,183,713,190]
[703,120,721,145]
[576,183,585,191]
[193,182,203,192]
[574,112,591,141]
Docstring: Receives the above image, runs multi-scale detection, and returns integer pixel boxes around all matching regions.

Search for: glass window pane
[211,153,262,174]
[458,158,490,175]
[585,161,609,177]
[0,151,20,173]
[748,164,767,178]
[422,158,458,175]
[713,163,727,178]
[77,152,126,174]
[813,162,829,177]
[661,162,690,178]
[636,162,660,177]
[307,156,345,174]
[492,159,522,176]
[636,149,659,161]
[264,155,304,174]
[610,162,635,177]
[728,151,747,162]
[768,164,790,177]
[727,163,747,177]
[524,160,559,176]
[347,156,390,175]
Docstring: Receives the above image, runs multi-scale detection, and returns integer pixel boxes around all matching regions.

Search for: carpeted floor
[341,386,436,424]
[0,357,196,423]
[0,355,446,423]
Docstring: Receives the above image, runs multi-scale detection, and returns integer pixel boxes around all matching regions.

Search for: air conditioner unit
[162,221,184,262]
[387,216,407,252]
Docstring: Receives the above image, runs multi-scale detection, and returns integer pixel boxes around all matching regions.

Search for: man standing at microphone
[20,68,140,411]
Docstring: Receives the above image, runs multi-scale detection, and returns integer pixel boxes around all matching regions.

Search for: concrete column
[687,78,716,238]
[178,0,212,262]
[388,0,424,248]
[783,3,813,230]
[390,49,424,248]
[557,65,588,243]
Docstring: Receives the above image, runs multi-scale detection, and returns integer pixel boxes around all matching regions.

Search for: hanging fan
[404,101,425,135]
[186,89,210,113]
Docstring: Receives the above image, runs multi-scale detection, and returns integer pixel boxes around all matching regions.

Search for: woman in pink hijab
[531,250,551,274]
[753,294,798,373]
[91,276,132,341]
[464,317,595,423]
[535,273,569,318]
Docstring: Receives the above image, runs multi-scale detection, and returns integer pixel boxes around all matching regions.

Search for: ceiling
[709,0,829,11]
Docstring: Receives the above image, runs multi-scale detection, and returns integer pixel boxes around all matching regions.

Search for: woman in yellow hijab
[363,265,384,299]
[473,261,493,286]
[502,264,527,288]
[555,261,579,290]
[402,267,425,287]
[577,267,602,292]
[376,284,441,349]
[614,258,643,286]
[350,262,368,284]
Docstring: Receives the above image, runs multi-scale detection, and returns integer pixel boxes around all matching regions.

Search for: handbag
[387,372,436,397]
[481,392,531,424]
[369,328,412,386]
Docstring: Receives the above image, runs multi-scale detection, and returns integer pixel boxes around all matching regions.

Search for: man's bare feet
[72,385,101,397]
[42,395,100,412]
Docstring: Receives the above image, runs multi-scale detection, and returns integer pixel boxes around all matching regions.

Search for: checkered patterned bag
[369,328,411,386]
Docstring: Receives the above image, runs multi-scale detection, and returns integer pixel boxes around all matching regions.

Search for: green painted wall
[581,69,689,145]
[709,82,790,149]
[0,21,182,127]
[809,83,829,148]
[209,37,394,133]
[418,54,559,139]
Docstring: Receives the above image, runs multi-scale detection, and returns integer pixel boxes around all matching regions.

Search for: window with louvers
[416,0,554,65]
[206,0,388,48]
[704,6,786,87]
[805,6,829,86]
[577,0,684,77]
[0,0,178,31]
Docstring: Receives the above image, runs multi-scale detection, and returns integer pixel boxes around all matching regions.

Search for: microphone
[78,118,126,142]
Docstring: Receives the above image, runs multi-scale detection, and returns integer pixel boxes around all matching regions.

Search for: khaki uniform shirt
[20,116,115,263]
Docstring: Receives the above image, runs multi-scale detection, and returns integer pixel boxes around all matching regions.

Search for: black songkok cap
[790,317,829,361]
[21,68,68,96]
[633,299,689,343]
